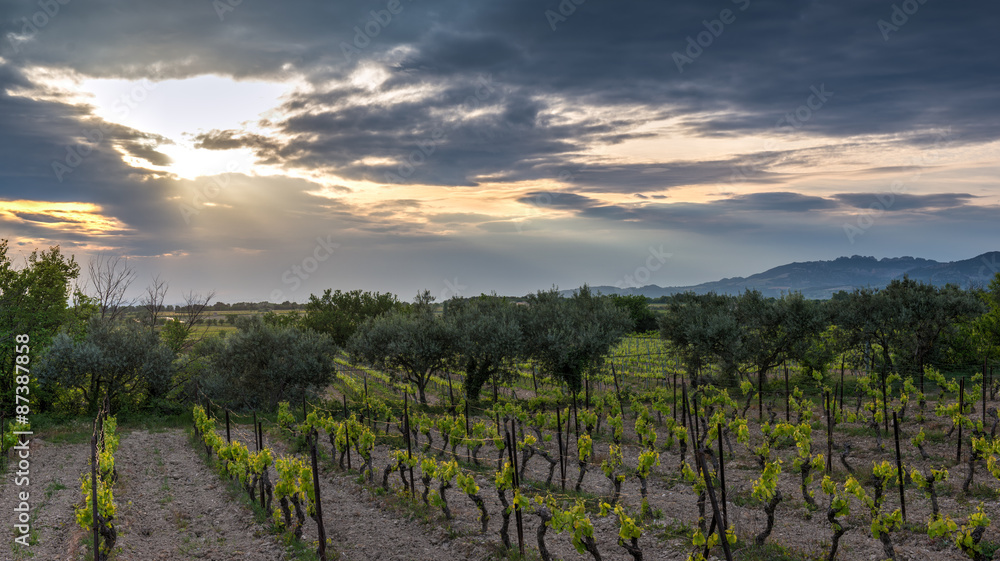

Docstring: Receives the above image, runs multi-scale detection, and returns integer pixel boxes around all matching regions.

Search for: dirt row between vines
[1,429,286,561]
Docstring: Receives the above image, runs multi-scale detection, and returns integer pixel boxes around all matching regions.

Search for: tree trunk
[382,461,395,490]
[619,537,643,561]
[826,505,847,561]
[468,492,489,534]
[582,535,602,561]
[417,377,428,405]
[438,480,452,519]
[754,490,782,546]
[497,489,511,549]
[576,460,587,492]
[878,531,896,561]
[800,463,818,510]
[536,506,553,561]
[927,478,939,519]
[421,474,432,505]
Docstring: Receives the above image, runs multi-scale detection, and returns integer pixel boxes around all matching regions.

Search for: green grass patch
[978,539,1000,561]
[730,489,758,508]
[964,482,999,500]
[835,425,880,438]
[652,517,694,541]
[44,480,67,501]
[920,429,949,443]
[482,543,543,561]
[41,425,93,445]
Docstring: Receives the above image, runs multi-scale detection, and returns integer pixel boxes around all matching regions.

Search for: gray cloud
[2,1,999,300]
[832,192,977,212]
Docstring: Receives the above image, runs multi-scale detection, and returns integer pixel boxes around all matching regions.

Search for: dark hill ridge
[575,251,1000,300]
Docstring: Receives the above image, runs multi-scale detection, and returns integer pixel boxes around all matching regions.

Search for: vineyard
[201,340,1000,561]
[2,269,1000,560]
[2,333,1000,560]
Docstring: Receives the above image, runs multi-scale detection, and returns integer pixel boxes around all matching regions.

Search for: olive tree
[36,318,176,413]
[444,295,525,401]
[200,315,336,410]
[883,278,984,380]
[348,291,455,405]
[521,286,632,392]
[301,289,404,346]
[609,294,658,333]
[835,279,984,390]
[973,273,1000,367]
[658,292,743,384]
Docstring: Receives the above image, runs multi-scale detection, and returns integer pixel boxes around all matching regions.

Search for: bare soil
[1,429,286,561]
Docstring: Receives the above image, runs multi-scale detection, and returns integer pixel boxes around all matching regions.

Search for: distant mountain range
[575,252,1000,300]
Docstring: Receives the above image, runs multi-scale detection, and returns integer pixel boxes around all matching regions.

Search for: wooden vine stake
[839,364,845,417]
[881,369,889,434]
[717,423,728,528]
[464,399,471,463]
[505,424,525,556]
[672,372,677,422]
[611,363,625,420]
[892,412,906,522]
[983,358,988,426]
[784,363,790,422]
[695,439,733,561]
[447,374,456,416]
[365,377,372,429]
[310,428,328,561]
[556,407,565,490]
[957,378,965,465]
[404,393,415,499]
[681,384,689,458]
[571,386,579,439]
[758,368,764,421]
[258,421,265,506]
[91,429,99,561]
[826,392,833,474]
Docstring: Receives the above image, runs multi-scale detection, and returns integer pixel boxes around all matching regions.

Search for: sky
[1,0,998,303]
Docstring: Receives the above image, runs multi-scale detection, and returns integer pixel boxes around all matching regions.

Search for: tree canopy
[0,241,81,412]
[348,291,455,405]
[444,294,525,400]
[521,286,633,392]
[36,317,176,413]
[301,289,404,346]
[200,315,337,410]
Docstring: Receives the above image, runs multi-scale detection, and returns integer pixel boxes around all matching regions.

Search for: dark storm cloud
[514,190,995,235]
[12,212,80,224]
[832,192,978,212]
[0,63,164,203]
[552,160,786,192]
[0,0,997,302]
[3,0,998,190]
[0,64,389,257]
[724,192,838,212]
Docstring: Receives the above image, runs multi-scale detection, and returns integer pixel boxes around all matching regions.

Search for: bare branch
[141,274,169,332]
[87,254,137,322]
[180,289,217,344]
